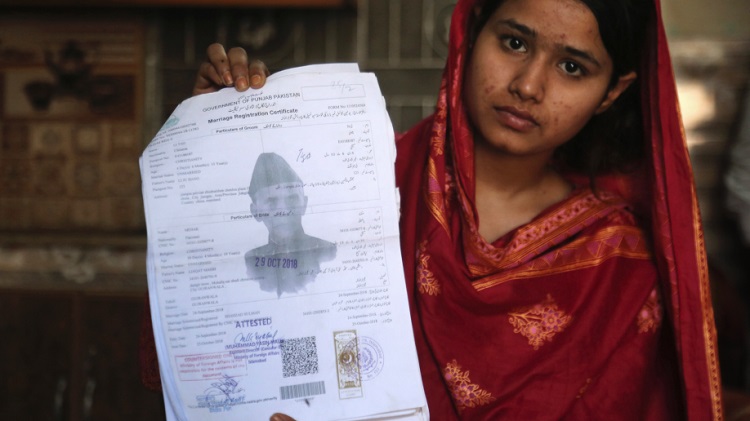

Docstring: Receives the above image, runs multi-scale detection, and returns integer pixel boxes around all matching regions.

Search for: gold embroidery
[416,241,441,296]
[425,157,451,236]
[576,378,592,399]
[442,359,496,412]
[508,295,572,350]
[637,288,662,333]
[431,88,446,157]
[474,225,651,291]
[469,190,616,269]
[690,184,724,420]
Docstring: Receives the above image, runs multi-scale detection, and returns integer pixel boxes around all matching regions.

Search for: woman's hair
[468,0,654,179]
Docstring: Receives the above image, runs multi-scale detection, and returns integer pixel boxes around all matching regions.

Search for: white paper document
[140,64,428,421]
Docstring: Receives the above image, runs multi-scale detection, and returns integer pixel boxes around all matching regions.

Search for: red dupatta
[394,0,722,419]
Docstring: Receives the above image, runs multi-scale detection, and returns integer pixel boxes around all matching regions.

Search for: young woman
[143,0,723,418]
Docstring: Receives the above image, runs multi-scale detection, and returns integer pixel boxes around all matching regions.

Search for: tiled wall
[0,14,146,234]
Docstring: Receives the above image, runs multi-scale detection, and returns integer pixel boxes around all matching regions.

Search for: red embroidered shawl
[393,0,722,419]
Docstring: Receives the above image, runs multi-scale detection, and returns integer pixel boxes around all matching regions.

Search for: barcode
[280,380,326,400]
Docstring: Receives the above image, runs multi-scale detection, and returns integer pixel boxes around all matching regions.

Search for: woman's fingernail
[222,71,233,86]
[250,74,262,87]
[236,76,248,90]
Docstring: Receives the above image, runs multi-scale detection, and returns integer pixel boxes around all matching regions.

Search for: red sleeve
[139,294,162,391]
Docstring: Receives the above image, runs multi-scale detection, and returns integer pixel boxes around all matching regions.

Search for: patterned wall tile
[73,125,103,156]
[102,161,141,197]
[101,197,144,231]
[0,159,31,196]
[72,161,101,197]
[31,198,70,228]
[70,199,101,228]
[0,198,31,230]
[109,123,141,159]
[29,124,72,159]
[1,123,29,158]
[32,159,69,197]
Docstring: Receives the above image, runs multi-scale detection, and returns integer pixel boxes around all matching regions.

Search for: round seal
[357,336,385,381]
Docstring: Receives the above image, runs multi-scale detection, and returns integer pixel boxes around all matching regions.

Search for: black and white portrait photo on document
[244,152,336,297]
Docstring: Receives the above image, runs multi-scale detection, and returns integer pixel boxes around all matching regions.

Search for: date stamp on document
[333,330,363,399]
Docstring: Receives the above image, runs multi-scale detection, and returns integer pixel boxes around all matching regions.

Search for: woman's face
[464,0,635,159]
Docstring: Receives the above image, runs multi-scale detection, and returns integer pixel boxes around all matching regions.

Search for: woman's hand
[193,43,270,96]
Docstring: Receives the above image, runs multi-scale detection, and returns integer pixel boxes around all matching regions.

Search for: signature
[205,374,244,400]
[234,329,279,344]
[197,374,246,412]
[331,80,357,94]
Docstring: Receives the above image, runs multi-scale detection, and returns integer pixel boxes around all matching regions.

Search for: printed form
[140,64,429,421]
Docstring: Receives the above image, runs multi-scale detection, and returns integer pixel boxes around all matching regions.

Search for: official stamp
[357,336,384,381]
[333,330,363,399]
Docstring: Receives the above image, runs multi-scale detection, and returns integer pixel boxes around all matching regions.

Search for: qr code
[281,336,319,378]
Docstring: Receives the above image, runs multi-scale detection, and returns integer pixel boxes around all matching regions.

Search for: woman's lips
[494,106,539,132]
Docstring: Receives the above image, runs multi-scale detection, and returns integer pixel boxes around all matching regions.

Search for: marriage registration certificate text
[139,64,429,421]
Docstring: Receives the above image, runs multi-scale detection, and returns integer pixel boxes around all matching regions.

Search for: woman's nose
[509,58,546,102]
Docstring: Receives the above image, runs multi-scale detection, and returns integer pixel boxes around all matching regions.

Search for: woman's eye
[502,36,526,52]
[559,61,584,76]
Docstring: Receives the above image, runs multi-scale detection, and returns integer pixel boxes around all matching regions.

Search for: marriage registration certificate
[140,64,429,420]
